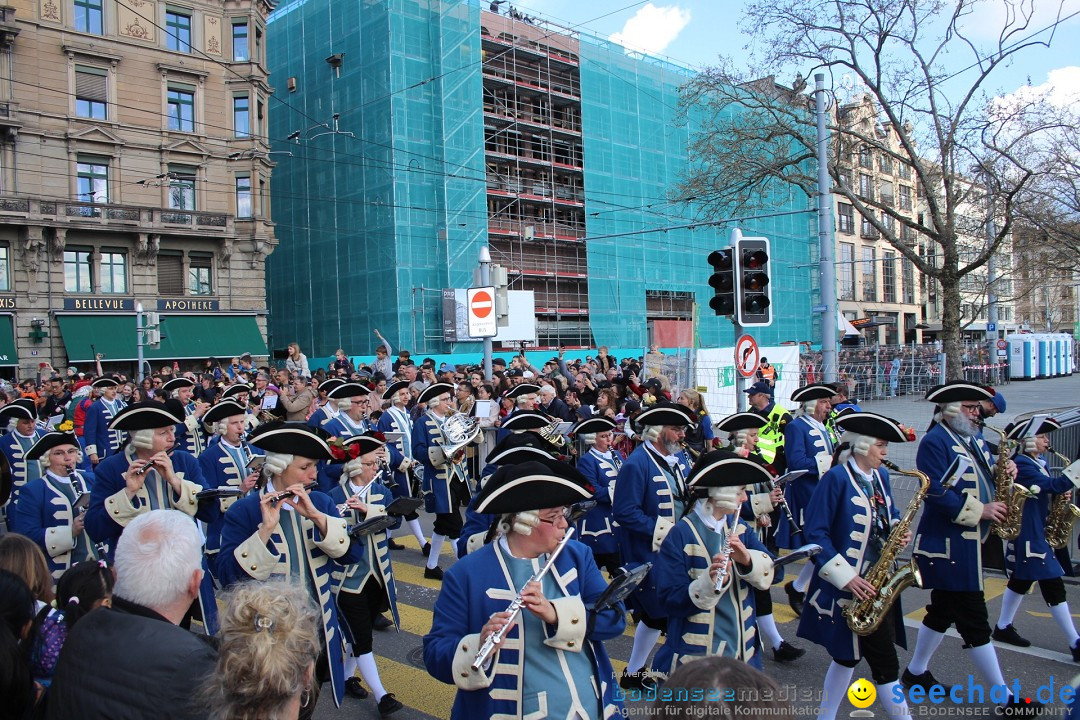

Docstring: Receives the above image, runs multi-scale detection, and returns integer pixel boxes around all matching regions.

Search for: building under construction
[265,0,819,355]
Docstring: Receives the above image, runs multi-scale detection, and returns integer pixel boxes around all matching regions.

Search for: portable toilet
[1036,334,1051,378]
[1008,335,1035,380]
[1068,335,1076,375]
[1055,335,1066,376]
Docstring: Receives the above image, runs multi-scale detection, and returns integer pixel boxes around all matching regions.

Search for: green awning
[0,316,17,366]
[57,314,267,363]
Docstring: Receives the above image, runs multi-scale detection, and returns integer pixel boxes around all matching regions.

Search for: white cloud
[996,66,1080,109]
[609,3,691,57]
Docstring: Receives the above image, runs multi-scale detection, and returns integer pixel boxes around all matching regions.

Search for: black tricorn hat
[687,449,774,489]
[0,398,37,423]
[504,383,541,399]
[485,432,557,465]
[203,401,247,425]
[108,402,184,431]
[500,411,551,432]
[636,402,695,428]
[221,383,253,399]
[474,460,592,515]
[382,381,409,401]
[342,432,385,456]
[714,412,768,433]
[247,421,333,460]
[835,412,911,442]
[790,384,837,403]
[160,377,195,393]
[572,417,615,436]
[26,431,80,461]
[924,380,994,403]
[326,383,370,399]
[1005,416,1061,440]
[417,383,454,405]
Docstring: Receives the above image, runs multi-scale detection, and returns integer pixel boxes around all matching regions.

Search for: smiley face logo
[847,678,876,709]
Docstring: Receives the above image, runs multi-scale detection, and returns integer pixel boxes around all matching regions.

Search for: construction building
[264,0,820,355]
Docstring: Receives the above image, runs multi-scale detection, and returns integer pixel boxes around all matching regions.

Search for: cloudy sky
[505,0,1080,102]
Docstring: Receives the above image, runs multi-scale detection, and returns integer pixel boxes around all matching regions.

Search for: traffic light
[736,237,773,327]
[707,249,736,316]
[144,312,161,348]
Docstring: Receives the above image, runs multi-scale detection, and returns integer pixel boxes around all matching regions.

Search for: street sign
[987,323,997,332]
[996,339,1007,350]
[735,334,760,378]
[811,304,827,313]
[466,286,497,338]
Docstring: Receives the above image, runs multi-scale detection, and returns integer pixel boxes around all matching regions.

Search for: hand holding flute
[123,443,181,498]
[258,482,323,544]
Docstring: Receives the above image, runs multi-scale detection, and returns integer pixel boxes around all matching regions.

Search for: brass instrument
[680,441,701,463]
[843,459,929,636]
[433,411,481,492]
[1046,449,1080,549]
[472,528,575,670]
[981,424,1029,540]
[539,419,570,450]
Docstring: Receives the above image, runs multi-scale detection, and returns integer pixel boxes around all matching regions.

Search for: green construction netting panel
[57,315,267,363]
[0,316,17,366]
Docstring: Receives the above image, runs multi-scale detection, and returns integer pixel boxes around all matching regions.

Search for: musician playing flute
[717,411,804,662]
[327,433,403,715]
[14,427,98,580]
[218,421,362,717]
[651,450,776,674]
[991,417,1080,659]
[423,460,625,720]
[796,412,913,720]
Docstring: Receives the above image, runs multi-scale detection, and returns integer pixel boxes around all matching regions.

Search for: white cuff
[652,517,675,552]
[688,570,722,610]
[184,415,199,432]
[749,492,774,517]
[397,459,411,473]
[235,531,280,581]
[954,493,983,527]
[543,596,587,651]
[85,444,99,457]
[735,550,775,591]
[45,526,76,558]
[465,532,487,556]
[170,479,201,517]
[1063,460,1080,489]
[819,552,858,590]
[313,516,350,558]
[450,632,496,691]
[815,452,833,477]
[428,446,447,467]
[366,503,387,520]
[104,488,144,527]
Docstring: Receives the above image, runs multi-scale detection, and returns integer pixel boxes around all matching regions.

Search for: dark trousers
[833,618,900,684]
[1006,576,1066,606]
[922,589,993,647]
[337,576,387,656]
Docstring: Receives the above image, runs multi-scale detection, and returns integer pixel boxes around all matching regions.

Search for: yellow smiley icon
[848,678,876,709]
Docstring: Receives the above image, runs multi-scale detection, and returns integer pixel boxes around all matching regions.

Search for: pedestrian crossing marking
[354,656,456,718]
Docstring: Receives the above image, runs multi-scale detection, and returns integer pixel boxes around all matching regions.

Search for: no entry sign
[467,286,497,338]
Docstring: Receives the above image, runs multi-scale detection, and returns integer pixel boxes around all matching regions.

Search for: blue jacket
[913,423,995,591]
[0,428,44,514]
[1006,453,1079,581]
[423,539,625,720]
[82,398,126,461]
[576,447,623,557]
[413,411,462,516]
[776,415,833,548]
[13,471,97,580]
[197,440,264,560]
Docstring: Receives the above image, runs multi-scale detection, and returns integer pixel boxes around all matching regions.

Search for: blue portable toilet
[1008,335,1036,380]
[1055,335,1065,376]
[1036,335,1050,378]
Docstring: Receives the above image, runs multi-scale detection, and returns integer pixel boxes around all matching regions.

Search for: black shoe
[373,614,393,631]
[378,693,404,716]
[345,676,369,699]
[619,670,657,692]
[772,640,806,662]
[902,668,947,694]
[421,542,432,557]
[992,623,1032,648]
[424,566,444,581]
[387,539,405,550]
[785,583,804,617]
[1071,639,1080,662]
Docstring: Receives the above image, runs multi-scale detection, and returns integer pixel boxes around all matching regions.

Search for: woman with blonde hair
[286,343,311,380]
[202,580,322,720]
[678,388,715,456]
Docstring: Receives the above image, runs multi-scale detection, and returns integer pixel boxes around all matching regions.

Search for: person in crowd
[217,422,362,716]
[645,656,794,719]
[321,383,374,437]
[0,569,36,720]
[82,378,127,468]
[991,417,1080,659]
[201,581,321,720]
[424,460,625,719]
[678,388,715,457]
[778,384,836,616]
[161,377,210,458]
[327,434,403,715]
[46,510,218,720]
[0,399,46,514]
[612,402,695,690]
[282,375,316,423]
[0,533,54,611]
[286,343,311,379]
[376,381,428,551]
[307,378,345,430]
[745,381,790,470]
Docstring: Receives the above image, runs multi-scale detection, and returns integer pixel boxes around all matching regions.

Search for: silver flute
[714,516,733,594]
[471,527,575,671]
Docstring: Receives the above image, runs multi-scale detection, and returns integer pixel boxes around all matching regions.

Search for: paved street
[314,373,1080,719]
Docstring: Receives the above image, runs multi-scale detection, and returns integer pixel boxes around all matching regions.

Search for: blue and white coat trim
[576,447,623,557]
[82,397,126,459]
[0,428,45,508]
[13,470,97,580]
[413,412,458,515]
[776,415,834,549]
[1005,453,1080,581]
[198,439,264,559]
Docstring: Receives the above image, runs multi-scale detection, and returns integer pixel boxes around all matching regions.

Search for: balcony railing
[0,196,234,232]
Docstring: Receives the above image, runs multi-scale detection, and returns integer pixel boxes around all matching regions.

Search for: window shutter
[158,253,183,295]
[75,70,107,101]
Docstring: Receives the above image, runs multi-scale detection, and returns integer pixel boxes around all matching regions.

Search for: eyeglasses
[538,508,571,524]
[960,403,982,412]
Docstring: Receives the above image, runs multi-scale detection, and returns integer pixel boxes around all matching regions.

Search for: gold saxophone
[843,460,929,636]
[1046,449,1080,549]
[980,424,1028,541]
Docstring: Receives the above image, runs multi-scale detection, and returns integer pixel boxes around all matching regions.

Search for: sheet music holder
[384,496,423,517]
[196,487,245,502]
[772,543,822,570]
[348,515,398,538]
[773,469,808,487]
[592,563,652,613]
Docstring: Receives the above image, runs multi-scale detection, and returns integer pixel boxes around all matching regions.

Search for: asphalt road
[313,373,1080,719]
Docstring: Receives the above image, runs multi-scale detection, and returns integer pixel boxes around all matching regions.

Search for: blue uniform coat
[576,447,623,558]
[82,398,126,461]
[1006,454,1080,581]
[776,415,833,548]
[13,471,97,579]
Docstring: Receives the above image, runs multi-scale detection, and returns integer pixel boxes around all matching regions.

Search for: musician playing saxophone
[423,460,625,720]
[652,450,777,674]
[796,412,914,720]
[991,417,1080,660]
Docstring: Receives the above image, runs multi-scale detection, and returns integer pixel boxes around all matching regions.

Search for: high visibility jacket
[755,402,791,465]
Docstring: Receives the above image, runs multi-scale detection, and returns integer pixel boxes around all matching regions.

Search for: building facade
[1012,226,1076,334]
[0,0,275,378]
[265,0,820,357]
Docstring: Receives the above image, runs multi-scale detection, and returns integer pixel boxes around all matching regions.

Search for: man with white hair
[320,383,374,436]
[46,509,217,720]
[537,383,571,421]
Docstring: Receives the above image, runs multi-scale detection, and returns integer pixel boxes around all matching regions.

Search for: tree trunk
[939,273,965,381]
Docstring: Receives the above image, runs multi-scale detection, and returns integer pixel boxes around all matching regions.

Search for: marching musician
[197,401,264,580]
[13,427,98,580]
[327,434,403,715]
[495,383,541,444]
[903,382,1027,710]
[423,460,626,719]
[376,380,429,551]
[796,412,913,720]
[82,377,127,468]
[321,383,374,436]
[778,384,836,616]
[218,421,363,717]
[991,417,1080,659]
[308,378,346,430]
[413,383,469,581]
[611,401,694,691]
[220,383,260,433]
[717,411,804,663]
[0,398,45,513]
[573,416,623,575]
[161,377,210,457]
[652,450,777,673]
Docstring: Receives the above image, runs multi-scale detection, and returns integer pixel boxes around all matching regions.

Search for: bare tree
[676,0,1073,377]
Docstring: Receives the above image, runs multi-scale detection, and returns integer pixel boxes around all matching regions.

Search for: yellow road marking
[1026,610,1080,619]
[356,655,456,718]
[905,576,1008,622]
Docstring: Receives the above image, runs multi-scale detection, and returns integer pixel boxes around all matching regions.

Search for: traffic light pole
[730,229,747,412]
[478,245,493,382]
[815,73,838,383]
[136,302,145,383]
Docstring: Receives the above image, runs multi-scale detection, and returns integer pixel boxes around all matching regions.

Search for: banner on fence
[696,345,801,417]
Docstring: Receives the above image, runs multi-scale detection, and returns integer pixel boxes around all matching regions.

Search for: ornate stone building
[0,0,276,378]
